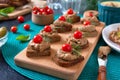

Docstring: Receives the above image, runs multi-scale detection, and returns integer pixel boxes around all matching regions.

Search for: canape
[26,34,51,57]
[64,8,80,23]
[83,10,98,18]
[78,23,98,37]
[67,31,89,49]
[40,25,61,43]
[53,16,72,33]
[53,43,84,67]
[81,16,100,26]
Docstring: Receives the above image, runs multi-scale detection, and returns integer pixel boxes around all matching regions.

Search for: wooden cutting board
[14,22,105,80]
[0,8,31,21]
[0,0,47,21]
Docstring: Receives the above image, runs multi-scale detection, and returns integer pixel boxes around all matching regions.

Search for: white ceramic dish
[102,23,120,53]
[0,32,8,47]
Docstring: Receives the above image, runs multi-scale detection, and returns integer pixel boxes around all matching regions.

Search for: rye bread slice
[53,55,84,67]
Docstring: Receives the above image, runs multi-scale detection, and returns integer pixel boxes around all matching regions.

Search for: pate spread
[78,25,98,37]
[53,20,72,33]
[81,16,100,26]
[26,40,50,57]
[64,12,80,23]
[79,25,96,32]
[67,36,88,49]
[109,27,120,45]
[56,49,81,61]
[40,30,61,43]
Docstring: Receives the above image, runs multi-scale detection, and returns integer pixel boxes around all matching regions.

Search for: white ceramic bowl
[0,32,8,47]
[102,23,120,53]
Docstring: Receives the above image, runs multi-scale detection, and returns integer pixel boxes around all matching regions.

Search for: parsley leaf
[16,35,30,42]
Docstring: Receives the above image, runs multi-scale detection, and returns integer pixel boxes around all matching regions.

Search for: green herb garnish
[72,44,81,55]
[0,7,15,16]
[16,34,30,42]
[72,48,80,56]
[72,44,81,50]
[67,18,73,23]
[43,35,52,42]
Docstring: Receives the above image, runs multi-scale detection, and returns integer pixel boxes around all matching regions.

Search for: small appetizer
[53,16,72,33]
[53,43,84,67]
[78,23,98,37]
[40,25,61,43]
[64,8,80,23]
[81,16,100,26]
[67,31,89,49]
[26,34,51,57]
[83,10,98,18]
[109,27,120,45]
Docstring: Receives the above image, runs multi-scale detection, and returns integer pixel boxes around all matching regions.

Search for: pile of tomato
[32,6,54,15]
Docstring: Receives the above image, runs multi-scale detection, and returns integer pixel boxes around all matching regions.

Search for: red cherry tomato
[46,8,53,14]
[37,12,42,15]
[62,44,72,52]
[59,16,66,21]
[42,11,48,15]
[83,21,91,26]
[33,34,43,43]
[67,8,74,14]
[24,24,30,30]
[32,6,38,11]
[74,31,82,39]
[89,12,93,17]
[44,6,49,12]
[17,16,24,23]
[44,25,52,32]
[33,10,38,14]
[39,8,45,13]
[11,26,17,33]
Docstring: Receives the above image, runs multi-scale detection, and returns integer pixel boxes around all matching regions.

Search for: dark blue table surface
[0,9,62,80]
[0,14,31,80]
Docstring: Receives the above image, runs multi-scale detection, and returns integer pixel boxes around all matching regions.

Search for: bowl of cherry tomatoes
[32,6,54,25]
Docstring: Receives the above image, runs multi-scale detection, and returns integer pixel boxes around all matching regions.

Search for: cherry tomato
[37,12,42,15]
[42,11,48,15]
[59,16,66,21]
[11,26,17,33]
[32,6,38,11]
[33,10,38,14]
[17,16,24,23]
[44,6,49,12]
[62,44,72,52]
[44,25,52,32]
[83,21,91,26]
[74,31,82,39]
[39,8,45,13]
[46,8,53,14]
[33,34,43,43]
[24,24,30,30]
[89,12,93,17]
[67,8,74,14]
